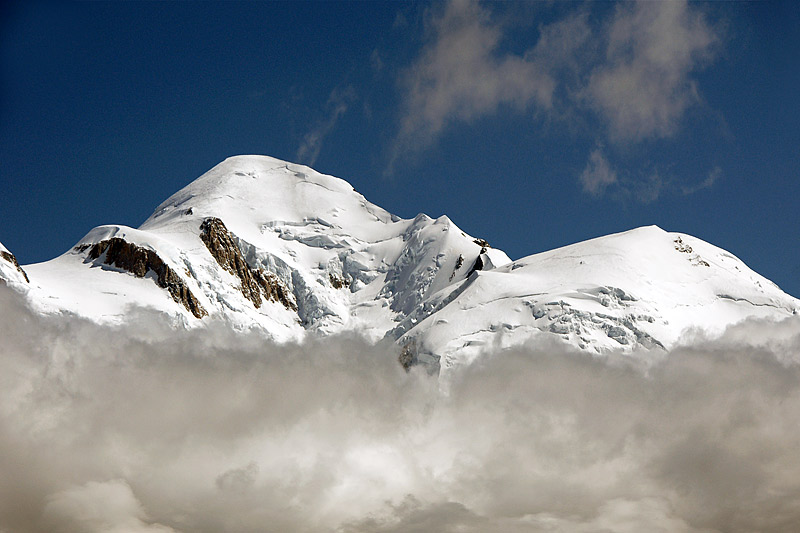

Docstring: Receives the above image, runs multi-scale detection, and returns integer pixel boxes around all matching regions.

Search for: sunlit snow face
[1,286,800,533]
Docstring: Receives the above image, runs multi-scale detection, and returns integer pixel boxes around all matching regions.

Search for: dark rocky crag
[328,272,348,289]
[199,217,296,311]
[0,250,30,283]
[88,238,207,318]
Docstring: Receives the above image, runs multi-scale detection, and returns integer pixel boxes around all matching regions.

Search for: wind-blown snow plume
[2,286,800,532]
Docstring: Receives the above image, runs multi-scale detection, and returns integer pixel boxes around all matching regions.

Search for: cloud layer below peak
[2,286,800,532]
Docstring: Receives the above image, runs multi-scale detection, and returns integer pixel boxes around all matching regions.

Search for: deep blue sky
[1,1,798,297]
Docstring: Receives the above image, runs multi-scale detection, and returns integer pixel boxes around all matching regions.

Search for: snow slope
[20,156,504,346]
[8,155,799,372]
[0,241,30,287]
[393,225,799,369]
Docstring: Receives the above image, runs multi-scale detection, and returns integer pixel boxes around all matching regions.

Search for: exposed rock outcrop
[398,340,416,371]
[675,236,710,267]
[200,217,296,311]
[473,238,491,250]
[88,238,207,318]
[0,250,30,283]
[253,268,296,311]
[449,254,464,281]
[674,236,692,253]
[466,254,487,278]
[328,272,348,289]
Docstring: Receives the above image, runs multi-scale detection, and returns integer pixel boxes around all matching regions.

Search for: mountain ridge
[2,155,797,373]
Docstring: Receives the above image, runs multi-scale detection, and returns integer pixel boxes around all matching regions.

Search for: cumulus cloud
[584,1,719,141]
[297,86,356,166]
[2,285,800,532]
[580,147,617,196]
[388,0,558,171]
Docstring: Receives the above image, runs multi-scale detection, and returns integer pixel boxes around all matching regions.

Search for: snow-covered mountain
[3,155,798,372]
[0,241,29,287]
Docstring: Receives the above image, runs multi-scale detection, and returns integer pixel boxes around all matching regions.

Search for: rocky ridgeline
[88,238,207,318]
[0,249,29,284]
[81,217,297,322]
[200,217,296,311]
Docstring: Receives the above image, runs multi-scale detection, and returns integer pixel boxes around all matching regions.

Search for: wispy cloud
[584,1,719,141]
[682,165,722,195]
[632,171,665,204]
[580,159,721,204]
[370,48,384,73]
[385,0,722,201]
[387,0,561,173]
[296,86,356,167]
[580,147,617,196]
[591,163,721,204]
[576,1,720,200]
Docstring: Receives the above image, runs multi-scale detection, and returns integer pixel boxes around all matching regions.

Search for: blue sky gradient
[1,1,798,297]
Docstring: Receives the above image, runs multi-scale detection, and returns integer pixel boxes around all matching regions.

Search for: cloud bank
[2,286,800,532]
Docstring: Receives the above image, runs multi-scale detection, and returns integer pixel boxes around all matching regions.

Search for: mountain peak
[140,155,391,242]
[9,156,798,374]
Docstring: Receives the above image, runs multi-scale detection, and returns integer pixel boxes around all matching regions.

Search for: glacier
[2,155,798,375]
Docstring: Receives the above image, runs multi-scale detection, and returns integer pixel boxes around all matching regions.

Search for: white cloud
[580,148,617,195]
[525,9,592,80]
[388,0,558,172]
[385,0,722,200]
[388,0,719,153]
[296,86,356,166]
[42,481,176,533]
[585,0,719,141]
[2,286,799,532]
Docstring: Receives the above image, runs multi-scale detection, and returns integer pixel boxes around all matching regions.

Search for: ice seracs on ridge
[7,155,799,375]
